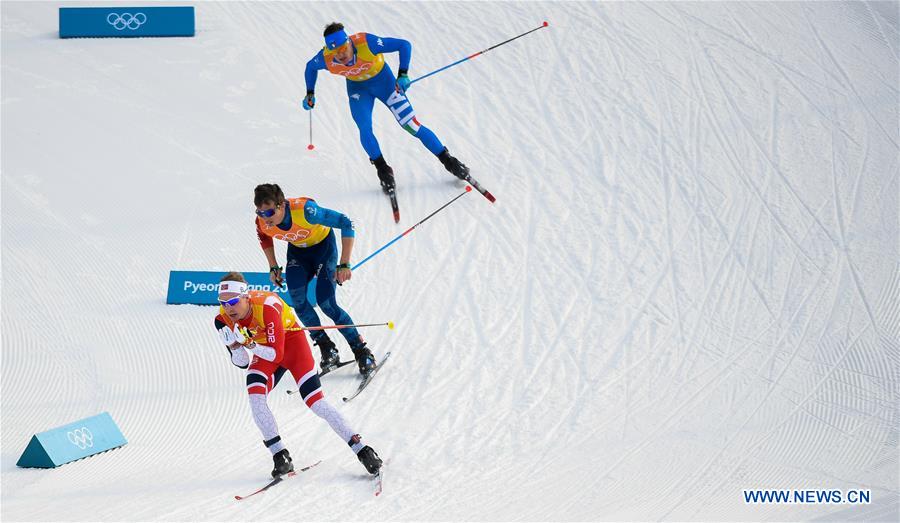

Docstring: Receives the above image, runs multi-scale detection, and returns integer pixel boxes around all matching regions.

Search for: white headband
[218,280,249,295]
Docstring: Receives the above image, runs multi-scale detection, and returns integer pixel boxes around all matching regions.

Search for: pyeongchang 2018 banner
[167,271,297,306]
[59,6,195,38]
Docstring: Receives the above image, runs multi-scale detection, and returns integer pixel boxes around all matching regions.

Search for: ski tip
[393,211,400,223]
[485,192,496,203]
[234,495,243,500]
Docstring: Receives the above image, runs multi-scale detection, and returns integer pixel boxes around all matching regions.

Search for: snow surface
[2,1,899,521]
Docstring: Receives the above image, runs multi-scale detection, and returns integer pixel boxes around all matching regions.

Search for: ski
[374,459,388,497]
[387,188,400,223]
[462,174,495,203]
[234,460,322,501]
[318,359,356,377]
[374,469,383,496]
[342,351,392,403]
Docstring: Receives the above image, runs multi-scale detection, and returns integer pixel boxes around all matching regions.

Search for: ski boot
[315,335,340,371]
[351,342,377,376]
[371,156,395,194]
[356,445,383,475]
[437,147,470,180]
[271,448,294,478]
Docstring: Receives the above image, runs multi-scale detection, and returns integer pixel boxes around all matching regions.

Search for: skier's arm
[256,218,274,251]
[256,219,283,285]
[366,33,411,73]
[304,200,355,280]
[215,317,249,368]
[304,49,327,93]
[338,235,354,267]
[304,200,355,240]
[253,298,285,363]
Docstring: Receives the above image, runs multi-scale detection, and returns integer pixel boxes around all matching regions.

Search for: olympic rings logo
[273,230,311,242]
[67,427,94,449]
[337,63,373,78]
[107,12,147,31]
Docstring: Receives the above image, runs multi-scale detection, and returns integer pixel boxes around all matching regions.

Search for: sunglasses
[255,205,280,218]
[334,40,352,54]
[218,294,246,307]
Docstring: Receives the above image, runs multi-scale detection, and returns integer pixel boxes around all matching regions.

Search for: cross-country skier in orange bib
[302,22,472,195]
[214,272,382,478]
[253,183,378,377]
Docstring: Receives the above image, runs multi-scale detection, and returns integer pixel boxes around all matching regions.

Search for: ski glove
[270,265,285,288]
[302,91,315,110]
[232,325,252,347]
[220,325,255,349]
[218,326,238,347]
[395,70,410,94]
[229,325,277,361]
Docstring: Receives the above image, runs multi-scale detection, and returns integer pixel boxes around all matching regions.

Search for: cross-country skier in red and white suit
[214,271,382,477]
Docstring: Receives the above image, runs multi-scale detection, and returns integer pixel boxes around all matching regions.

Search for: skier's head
[254,183,286,227]
[218,272,251,320]
[324,22,353,64]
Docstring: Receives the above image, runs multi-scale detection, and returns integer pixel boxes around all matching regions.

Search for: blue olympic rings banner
[59,6,195,38]
[17,412,127,468]
[166,270,316,306]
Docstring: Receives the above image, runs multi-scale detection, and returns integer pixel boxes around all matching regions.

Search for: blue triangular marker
[16,435,55,468]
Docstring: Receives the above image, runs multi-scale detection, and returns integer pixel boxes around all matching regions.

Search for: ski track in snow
[2,2,898,521]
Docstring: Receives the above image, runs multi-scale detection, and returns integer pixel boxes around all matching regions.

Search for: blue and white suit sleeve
[366,33,411,71]
[304,200,355,238]
[304,49,327,92]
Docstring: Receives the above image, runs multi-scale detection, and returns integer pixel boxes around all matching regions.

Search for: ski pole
[353,186,472,271]
[307,111,315,150]
[288,322,395,332]
[410,21,549,85]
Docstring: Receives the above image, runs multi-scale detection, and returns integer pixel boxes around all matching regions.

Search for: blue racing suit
[305,33,445,160]
[280,200,363,348]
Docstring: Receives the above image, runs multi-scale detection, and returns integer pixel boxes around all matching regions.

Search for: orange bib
[323,33,385,82]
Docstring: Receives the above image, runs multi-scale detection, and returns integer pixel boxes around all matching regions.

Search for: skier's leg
[293,367,382,472]
[246,362,284,454]
[314,237,362,347]
[317,256,376,374]
[376,76,445,155]
[347,82,381,160]
[350,82,394,191]
[287,244,340,367]
[375,72,469,178]
[285,245,325,341]
[297,371,363,447]
[303,371,381,473]
[287,335,364,452]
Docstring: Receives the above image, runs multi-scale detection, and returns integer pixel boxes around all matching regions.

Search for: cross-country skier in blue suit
[302,22,471,194]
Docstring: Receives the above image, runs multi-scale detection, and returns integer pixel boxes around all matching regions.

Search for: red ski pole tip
[465,185,472,192]
[307,144,315,150]
[543,21,549,27]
